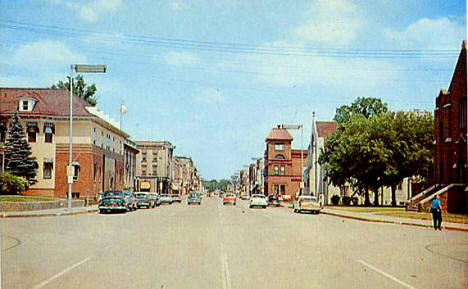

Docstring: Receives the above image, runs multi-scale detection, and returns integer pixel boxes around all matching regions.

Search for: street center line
[358,259,417,289]
[31,257,91,289]
[221,244,231,289]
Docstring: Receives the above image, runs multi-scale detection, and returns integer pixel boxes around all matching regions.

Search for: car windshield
[225,194,235,197]
[252,195,264,198]
[171,195,179,197]
[104,191,123,197]
[300,197,317,202]
[135,193,147,198]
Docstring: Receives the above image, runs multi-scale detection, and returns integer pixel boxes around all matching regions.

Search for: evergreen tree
[4,112,38,185]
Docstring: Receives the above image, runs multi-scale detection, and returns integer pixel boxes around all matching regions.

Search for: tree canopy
[51,75,98,106]
[334,97,388,124]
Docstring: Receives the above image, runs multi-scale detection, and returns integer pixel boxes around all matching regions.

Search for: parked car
[266,194,282,207]
[99,190,132,213]
[241,195,249,200]
[123,190,138,211]
[134,192,151,209]
[187,192,201,205]
[293,195,321,214]
[223,193,236,205]
[160,194,173,205]
[171,194,182,203]
[148,193,161,207]
[249,194,267,208]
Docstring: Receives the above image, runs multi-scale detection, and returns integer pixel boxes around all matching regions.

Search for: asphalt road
[2,196,467,289]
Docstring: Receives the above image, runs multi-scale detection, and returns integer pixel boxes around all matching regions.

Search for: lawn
[377,211,468,224]
[0,195,63,202]
[325,206,406,213]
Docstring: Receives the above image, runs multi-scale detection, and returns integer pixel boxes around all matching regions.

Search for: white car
[293,195,321,214]
[249,194,267,209]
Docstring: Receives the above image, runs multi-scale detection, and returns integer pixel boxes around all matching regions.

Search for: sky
[0,0,466,180]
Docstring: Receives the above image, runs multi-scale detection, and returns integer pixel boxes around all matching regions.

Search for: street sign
[67,176,74,184]
[66,165,74,177]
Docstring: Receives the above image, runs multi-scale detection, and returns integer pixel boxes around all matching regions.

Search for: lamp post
[67,64,106,210]
[279,124,304,194]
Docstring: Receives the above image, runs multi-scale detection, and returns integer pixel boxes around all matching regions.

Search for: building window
[43,162,53,179]
[44,123,54,143]
[0,122,6,142]
[459,98,467,129]
[274,165,279,175]
[275,144,284,151]
[22,100,28,111]
[439,122,443,142]
[142,152,147,162]
[274,154,285,160]
[94,163,97,181]
[152,165,157,176]
[73,165,80,180]
[26,123,38,143]
[280,166,285,175]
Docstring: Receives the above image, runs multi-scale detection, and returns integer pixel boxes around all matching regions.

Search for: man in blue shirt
[431,195,442,230]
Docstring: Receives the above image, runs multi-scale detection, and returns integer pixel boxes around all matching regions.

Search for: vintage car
[266,194,282,207]
[187,192,201,205]
[171,194,182,203]
[99,190,135,213]
[148,193,161,207]
[293,195,321,214]
[123,190,138,211]
[240,194,250,200]
[223,193,236,205]
[160,194,173,205]
[134,192,151,209]
[249,194,267,209]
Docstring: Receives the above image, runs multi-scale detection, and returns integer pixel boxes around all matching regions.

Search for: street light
[279,124,304,194]
[67,64,106,210]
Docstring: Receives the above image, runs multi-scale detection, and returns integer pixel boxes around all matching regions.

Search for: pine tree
[4,112,38,185]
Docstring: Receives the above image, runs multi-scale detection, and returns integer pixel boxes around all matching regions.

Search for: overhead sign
[140,181,151,190]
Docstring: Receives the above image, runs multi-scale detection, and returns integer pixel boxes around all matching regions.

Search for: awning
[43,157,54,163]
[26,122,39,133]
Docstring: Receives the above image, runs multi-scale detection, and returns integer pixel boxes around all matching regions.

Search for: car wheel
[99,209,104,214]
[249,205,252,208]
[263,206,266,209]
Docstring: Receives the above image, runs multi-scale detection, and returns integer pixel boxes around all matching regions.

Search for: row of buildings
[238,41,467,212]
[0,88,201,198]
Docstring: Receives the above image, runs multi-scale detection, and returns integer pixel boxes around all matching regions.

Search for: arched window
[274,154,285,160]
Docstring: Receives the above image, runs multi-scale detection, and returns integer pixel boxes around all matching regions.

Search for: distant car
[160,194,173,205]
[241,195,249,200]
[223,193,236,205]
[249,194,267,208]
[134,192,151,209]
[148,193,161,207]
[99,190,133,213]
[187,192,201,205]
[171,194,182,203]
[266,194,282,207]
[293,195,321,214]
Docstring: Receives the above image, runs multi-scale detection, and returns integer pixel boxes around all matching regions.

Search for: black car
[266,194,281,207]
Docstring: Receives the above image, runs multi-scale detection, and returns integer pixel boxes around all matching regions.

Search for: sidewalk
[320,207,468,232]
[0,205,99,218]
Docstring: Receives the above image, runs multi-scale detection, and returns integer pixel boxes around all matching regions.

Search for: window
[0,122,6,142]
[73,164,80,180]
[274,154,285,160]
[93,163,97,180]
[44,123,54,143]
[142,152,147,162]
[22,100,28,111]
[274,165,279,175]
[26,123,38,143]
[275,143,284,151]
[43,162,53,179]
[439,122,443,142]
[280,166,285,175]
[459,98,467,129]
[152,165,157,176]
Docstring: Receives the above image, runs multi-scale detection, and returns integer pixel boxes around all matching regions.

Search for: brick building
[172,156,198,195]
[0,88,136,198]
[431,41,467,213]
[263,126,308,199]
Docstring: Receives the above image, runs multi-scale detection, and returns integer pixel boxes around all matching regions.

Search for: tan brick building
[0,88,137,198]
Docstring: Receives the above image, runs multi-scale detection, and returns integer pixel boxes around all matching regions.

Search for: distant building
[0,88,136,198]
[172,156,198,195]
[264,126,308,199]
[135,141,175,194]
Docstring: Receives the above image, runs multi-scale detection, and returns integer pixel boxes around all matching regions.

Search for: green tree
[0,172,29,195]
[4,112,38,185]
[334,97,388,124]
[51,75,98,106]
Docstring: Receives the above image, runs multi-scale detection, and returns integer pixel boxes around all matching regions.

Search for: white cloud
[196,88,225,104]
[11,40,87,71]
[385,17,465,50]
[163,51,200,66]
[42,0,122,22]
[295,0,363,46]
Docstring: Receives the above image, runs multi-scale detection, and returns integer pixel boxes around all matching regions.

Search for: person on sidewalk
[431,195,442,230]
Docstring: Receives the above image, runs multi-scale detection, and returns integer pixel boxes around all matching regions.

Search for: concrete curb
[0,208,99,218]
[321,211,468,232]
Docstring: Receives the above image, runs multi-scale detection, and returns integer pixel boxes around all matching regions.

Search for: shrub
[0,172,29,195]
[342,196,351,205]
[331,195,341,205]
[351,197,359,205]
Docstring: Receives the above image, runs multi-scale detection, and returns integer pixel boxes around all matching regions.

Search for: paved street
[2,196,467,289]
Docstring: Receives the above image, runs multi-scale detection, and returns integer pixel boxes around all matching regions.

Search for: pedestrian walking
[431,195,442,230]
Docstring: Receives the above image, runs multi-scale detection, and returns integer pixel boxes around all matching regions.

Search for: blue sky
[0,0,466,180]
